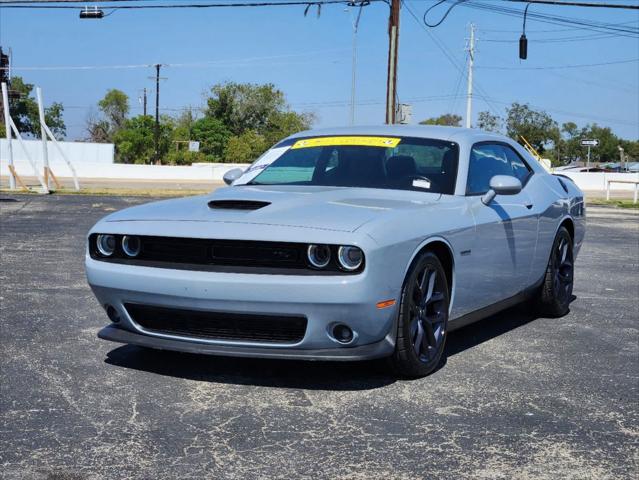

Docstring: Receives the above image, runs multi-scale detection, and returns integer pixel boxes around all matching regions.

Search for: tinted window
[502,145,532,184]
[467,143,532,195]
[250,136,460,194]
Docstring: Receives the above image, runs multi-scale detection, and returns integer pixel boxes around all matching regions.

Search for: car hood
[104,185,441,233]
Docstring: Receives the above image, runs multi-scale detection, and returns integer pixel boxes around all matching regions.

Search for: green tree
[113,115,172,164]
[223,130,267,163]
[2,76,66,138]
[206,82,287,135]
[191,117,231,159]
[263,110,313,147]
[89,89,129,142]
[204,81,313,161]
[505,103,558,153]
[419,113,462,127]
[580,124,621,163]
[477,111,502,133]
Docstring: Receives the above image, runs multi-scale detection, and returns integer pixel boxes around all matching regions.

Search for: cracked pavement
[1,194,637,479]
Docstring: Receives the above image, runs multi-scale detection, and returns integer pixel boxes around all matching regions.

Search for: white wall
[0,139,246,181]
[2,138,637,188]
[557,172,639,191]
[1,138,114,166]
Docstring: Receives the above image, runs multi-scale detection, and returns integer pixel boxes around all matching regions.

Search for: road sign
[581,139,599,147]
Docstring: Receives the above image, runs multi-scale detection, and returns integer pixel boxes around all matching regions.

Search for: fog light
[337,246,363,271]
[96,234,116,257]
[122,235,141,257]
[105,305,121,323]
[307,244,331,268]
[332,324,353,344]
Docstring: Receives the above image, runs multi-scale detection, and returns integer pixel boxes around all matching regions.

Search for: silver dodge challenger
[86,126,585,377]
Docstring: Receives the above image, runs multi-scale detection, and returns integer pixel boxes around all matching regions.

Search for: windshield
[248,135,459,194]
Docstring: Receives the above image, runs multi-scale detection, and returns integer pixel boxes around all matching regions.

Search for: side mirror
[223,167,244,186]
[481,175,522,205]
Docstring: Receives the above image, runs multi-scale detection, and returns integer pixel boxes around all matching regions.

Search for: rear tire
[537,226,574,317]
[390,251,450,378]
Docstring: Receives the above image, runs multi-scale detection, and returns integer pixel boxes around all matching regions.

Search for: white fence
[0,139,244,181]
[556,171,639,191]
[2,138,639,188]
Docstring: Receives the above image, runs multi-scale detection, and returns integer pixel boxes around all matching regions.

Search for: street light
[345,5,364,126]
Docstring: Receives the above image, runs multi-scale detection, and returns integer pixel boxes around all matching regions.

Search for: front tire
[537,226,574,317]
[391,251,450,378]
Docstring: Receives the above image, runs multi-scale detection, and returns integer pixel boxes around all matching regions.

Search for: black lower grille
[125,303,307,344]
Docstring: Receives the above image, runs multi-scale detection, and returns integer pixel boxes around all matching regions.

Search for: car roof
[287,125,508,144]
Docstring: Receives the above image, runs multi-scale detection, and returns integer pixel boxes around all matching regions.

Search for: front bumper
[87,256,400,360]
[98,324,395,361]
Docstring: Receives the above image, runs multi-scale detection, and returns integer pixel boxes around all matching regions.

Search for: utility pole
[385,0,400,125]
[465,23,475,129]
[154,64,161,164]
[348,5,363,126]
[143,87,147,116]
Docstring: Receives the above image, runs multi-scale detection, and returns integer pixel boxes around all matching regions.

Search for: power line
[481,32,627,43]
[454,1,639,36]
[0,49,351,71]
[416,0,639,37]
[503,0,639,9]
[476,58,639,70]
[404,1,501,116]
[0,0,381,8]
[479,20,637,33]
[473,94,639,127]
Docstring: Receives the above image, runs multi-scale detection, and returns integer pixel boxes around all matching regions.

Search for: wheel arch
[559,216,575,241]
[404,237,456,307]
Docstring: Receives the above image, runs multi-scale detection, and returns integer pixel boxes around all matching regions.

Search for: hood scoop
[208,199,271,211]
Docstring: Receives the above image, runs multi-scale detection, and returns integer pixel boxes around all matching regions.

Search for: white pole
[36,87,50,189]
[587,145,591,171]
[465,23,475,129]
[36,86,80,190]
[41,121,80,190]
[8,116,48,192]
[1,82,15,189]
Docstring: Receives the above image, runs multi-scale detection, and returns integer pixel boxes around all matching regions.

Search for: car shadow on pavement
[105,345,396,391]
[104,297,576,390]
[445,296,576,358]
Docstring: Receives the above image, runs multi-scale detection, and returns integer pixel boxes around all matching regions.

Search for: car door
[464,142,539,310]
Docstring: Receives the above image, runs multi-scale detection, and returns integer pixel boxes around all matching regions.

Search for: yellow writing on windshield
[291,136,401,149]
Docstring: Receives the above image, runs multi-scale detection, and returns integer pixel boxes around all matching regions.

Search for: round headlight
[337,246,363,271]
[122,235,141,257]
[96,234,116,257]
[307,244,331,269]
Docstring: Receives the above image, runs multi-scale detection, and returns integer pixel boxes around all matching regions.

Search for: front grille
[88,235,363,274]
[125,303,307,344]
[141,237,302,267]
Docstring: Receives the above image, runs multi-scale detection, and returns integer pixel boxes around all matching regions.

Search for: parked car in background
[86,126,585,377]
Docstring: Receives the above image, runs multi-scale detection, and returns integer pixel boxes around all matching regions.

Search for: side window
[467,144,512,195]
[467,143,533,194]
[502,145,533,185]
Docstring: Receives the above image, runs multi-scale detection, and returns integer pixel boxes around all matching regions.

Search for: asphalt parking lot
[1,194,637,479]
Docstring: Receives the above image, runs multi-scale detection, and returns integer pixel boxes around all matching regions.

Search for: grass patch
[587,198,639,209]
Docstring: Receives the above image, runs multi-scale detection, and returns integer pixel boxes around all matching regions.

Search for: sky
[0,0,638,141]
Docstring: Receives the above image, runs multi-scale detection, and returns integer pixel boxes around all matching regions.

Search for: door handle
[525,203,534,210]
